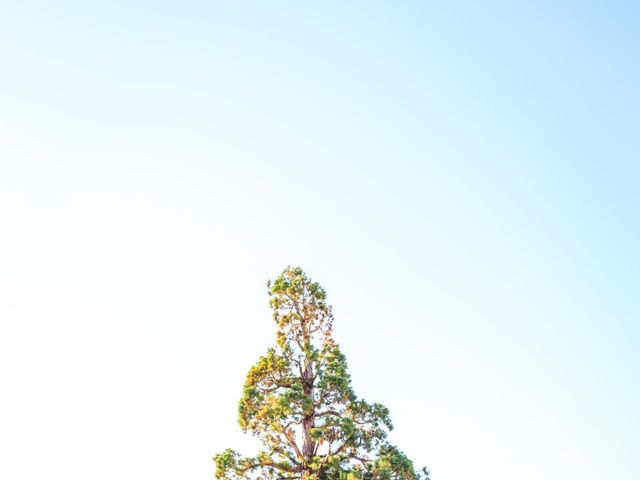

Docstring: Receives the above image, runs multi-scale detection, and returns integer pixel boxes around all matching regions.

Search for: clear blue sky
[1,2,638,480]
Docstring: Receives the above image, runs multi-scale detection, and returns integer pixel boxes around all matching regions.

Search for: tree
[214,267,429,480]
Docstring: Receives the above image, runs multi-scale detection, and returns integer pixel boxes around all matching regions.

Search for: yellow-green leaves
[215,267,429,480]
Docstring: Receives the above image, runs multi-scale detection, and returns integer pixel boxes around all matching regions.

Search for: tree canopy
[214,267,429,480]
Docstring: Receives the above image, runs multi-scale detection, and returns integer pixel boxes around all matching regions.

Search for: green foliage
[215,267,429,480]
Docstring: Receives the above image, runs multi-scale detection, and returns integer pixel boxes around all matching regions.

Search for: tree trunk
[302,360,316,463]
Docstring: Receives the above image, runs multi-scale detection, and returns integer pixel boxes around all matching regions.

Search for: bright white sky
[1,2,638,480]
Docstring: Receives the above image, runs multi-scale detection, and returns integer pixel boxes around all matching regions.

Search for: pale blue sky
[0,2,638,480]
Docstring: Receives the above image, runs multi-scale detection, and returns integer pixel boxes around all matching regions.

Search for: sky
[0,2,638,479]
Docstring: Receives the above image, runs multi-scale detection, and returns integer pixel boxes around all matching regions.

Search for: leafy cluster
[214,267,429,480]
